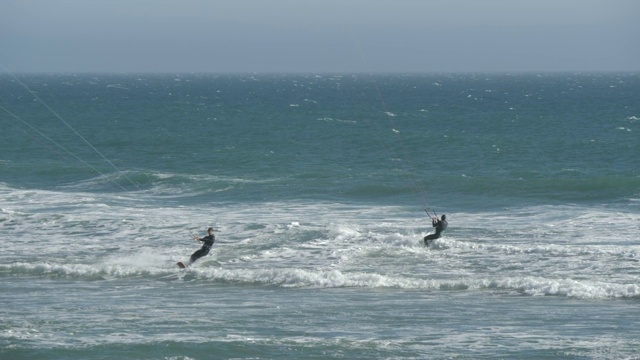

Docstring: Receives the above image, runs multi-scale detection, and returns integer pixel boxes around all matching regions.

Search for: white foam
[3,184,639,299]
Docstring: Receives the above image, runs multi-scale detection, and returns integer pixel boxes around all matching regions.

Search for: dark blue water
[2,73,638,208]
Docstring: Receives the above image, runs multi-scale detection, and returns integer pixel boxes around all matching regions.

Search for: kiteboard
[177,259,220,268]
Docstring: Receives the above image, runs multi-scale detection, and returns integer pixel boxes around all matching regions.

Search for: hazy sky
[1,0,639,73]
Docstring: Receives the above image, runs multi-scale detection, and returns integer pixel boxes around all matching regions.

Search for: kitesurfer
[189,227,215,264]
[424,214,447,246]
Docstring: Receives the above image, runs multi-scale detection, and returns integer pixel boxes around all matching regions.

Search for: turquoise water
[1,73,639,359]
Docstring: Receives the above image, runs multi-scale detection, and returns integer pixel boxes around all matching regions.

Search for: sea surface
[1,72,639,359]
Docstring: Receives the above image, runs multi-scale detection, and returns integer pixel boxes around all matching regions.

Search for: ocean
[1,72,639,359]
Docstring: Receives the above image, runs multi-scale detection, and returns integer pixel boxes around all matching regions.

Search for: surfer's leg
[189,247,210,264]
[424,233,440,246]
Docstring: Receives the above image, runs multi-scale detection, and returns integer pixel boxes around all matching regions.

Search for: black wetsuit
[190,234,215,264]
[424,218,447,245]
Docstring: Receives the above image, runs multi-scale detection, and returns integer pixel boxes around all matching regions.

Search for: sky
[1,0,639,73]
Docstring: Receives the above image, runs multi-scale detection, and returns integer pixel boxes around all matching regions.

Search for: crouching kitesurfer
[424,214,447,246]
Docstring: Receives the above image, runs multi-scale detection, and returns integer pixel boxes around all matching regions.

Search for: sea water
[1,73,639,359]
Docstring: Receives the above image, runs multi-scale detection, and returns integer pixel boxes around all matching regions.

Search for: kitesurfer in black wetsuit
[189,227,215,264]
[424,214,447,246]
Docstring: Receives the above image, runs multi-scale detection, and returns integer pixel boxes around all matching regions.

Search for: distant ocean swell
[5,167,639,206]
